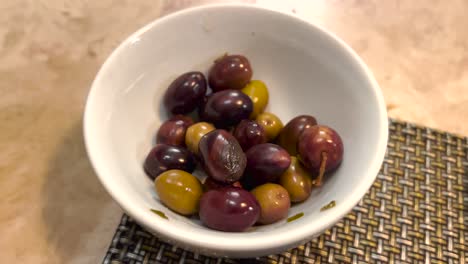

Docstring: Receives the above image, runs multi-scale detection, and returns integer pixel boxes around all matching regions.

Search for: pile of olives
[144,54,344,232]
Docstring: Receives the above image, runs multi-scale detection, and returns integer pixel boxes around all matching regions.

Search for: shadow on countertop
[41,120,121,263]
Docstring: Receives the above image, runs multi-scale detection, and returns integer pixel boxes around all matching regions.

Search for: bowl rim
[84,3,388,256]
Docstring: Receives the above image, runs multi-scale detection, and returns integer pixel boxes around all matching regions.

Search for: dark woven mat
[103,119,468,264]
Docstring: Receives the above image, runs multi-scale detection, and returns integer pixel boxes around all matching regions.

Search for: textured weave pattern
[103,120,468,264]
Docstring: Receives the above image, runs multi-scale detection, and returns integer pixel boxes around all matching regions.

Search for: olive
[143,144,196,180]
[208,54,253,92]
[277,115,317,155]
[155,170,203,215]
[163,71,207,115]
[242,143,291,189]
[297,125,344,186]
[279,157,313,202]
[198,129,246,184]
[197,94,210,120]
[251,183,290,225]
[255,112,284,141]
[185,122,215,154]
[200,90,253,127]
[232,119,267,151]
[203,177,242,192]
[199,187,260,231]
[241,80,269,118]
[156,115,194,146]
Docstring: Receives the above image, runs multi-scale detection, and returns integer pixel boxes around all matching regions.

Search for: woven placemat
[103,120,468,264]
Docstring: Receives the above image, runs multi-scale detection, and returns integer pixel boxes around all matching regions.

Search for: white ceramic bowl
[84,4,388,258]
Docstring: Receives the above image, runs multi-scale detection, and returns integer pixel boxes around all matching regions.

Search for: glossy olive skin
[251,183,290,224]
[243,143,291,189]
[185,122,215,154]
[232,119,267,151]
[155,170,203,215]
[279,157,313,202]
[208,54,253,92]
[163,71,207,115]
[255,112,284,141]
[198,129,247,184]
[199,187,260,231]
[143,144,196,180]
[200,90,253,127]
[277,115,317,155]
[298,125,344,173]
[156,115,194,146]
[203,177,242,192]
[241,80,269,118]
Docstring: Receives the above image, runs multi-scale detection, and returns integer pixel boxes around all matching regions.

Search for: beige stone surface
[1,0,467,263]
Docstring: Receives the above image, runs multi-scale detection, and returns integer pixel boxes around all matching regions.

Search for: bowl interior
[85,5,387,256]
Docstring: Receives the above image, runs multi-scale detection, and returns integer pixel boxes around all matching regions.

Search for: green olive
[255,112,284,141]
[185,122,215,154]
[279,157,313,203]
[251,183,290,225]
[241,80,269,119]
[155,169,203,215]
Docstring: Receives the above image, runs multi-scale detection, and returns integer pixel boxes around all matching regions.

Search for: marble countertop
[1,1,467,263]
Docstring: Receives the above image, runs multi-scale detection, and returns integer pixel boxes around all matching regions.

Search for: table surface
[1,1,467,263]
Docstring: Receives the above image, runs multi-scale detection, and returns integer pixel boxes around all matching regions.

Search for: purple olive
[143,144,196,180]
[200,90,253,127]
[163,71,207,115]
[208,54,253,92]
[198,129,246,184]
[277,115,317,155]
[197,94,211,121]
[203,177,242,192]
[156,115,194,146]
[199,187,260,232]
[242,143,291,189]
[233,120,268,151]
[297,125,344,186]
